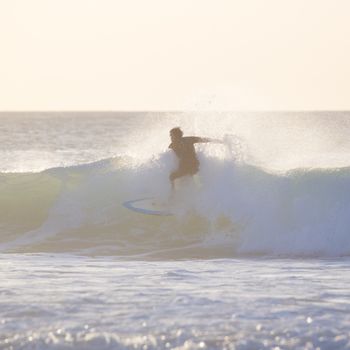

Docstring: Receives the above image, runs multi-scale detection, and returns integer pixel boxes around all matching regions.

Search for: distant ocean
[1,112,350,349]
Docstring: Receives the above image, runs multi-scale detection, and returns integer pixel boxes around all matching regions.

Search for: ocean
[1,112,350,349]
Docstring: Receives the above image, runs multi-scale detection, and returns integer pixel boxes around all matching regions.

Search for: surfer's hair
[170,127,183,137]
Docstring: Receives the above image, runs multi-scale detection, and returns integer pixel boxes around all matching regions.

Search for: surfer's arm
[190,137,223,144]
[203,137,223,144]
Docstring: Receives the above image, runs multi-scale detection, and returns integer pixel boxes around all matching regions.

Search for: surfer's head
[170,127,183,142]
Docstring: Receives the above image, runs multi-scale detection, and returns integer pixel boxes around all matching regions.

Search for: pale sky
[0,0,349,110]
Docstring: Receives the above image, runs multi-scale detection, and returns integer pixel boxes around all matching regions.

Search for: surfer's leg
[170,170,180,189]
[170,168,187,190]
[170,165,199,184]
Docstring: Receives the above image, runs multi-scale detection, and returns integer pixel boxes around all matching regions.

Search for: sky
[0,0,349,111]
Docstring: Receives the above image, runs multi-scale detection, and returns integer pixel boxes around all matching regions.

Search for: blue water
[1,255,350,349]
[1,112,350,349]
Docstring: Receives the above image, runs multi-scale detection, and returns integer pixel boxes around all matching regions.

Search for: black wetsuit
[169,137,203,180]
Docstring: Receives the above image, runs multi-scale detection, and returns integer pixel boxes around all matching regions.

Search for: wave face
[2,147,350,258]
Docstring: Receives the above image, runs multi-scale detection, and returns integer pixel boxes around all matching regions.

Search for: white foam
[1,137,350,257]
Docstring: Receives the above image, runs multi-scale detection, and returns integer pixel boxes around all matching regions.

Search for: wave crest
[1,149,350,258]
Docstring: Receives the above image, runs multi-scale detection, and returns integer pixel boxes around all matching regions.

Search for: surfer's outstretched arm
[194,137,224,144]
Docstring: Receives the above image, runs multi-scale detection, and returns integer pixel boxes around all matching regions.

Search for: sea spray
[1,146,350,257]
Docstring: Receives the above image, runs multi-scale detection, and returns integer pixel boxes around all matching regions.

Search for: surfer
[169,127,221,189]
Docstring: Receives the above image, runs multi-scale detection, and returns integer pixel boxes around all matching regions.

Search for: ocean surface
[1,112,350,349]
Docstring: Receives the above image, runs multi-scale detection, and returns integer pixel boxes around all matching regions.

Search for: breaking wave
[1,141,350,259]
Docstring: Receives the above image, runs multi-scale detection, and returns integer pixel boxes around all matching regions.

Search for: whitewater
[1,112,350,349]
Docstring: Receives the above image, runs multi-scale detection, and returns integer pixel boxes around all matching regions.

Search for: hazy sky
[1,0,349,110]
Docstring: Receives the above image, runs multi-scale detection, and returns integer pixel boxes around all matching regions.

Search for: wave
[1,145,350,259]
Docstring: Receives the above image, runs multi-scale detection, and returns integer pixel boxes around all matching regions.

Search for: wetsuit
[169,136,204,182]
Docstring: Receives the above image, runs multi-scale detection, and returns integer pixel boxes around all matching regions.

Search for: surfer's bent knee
[170,167,198,183]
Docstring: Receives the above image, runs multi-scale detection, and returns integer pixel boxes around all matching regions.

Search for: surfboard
[123,197,173,216]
